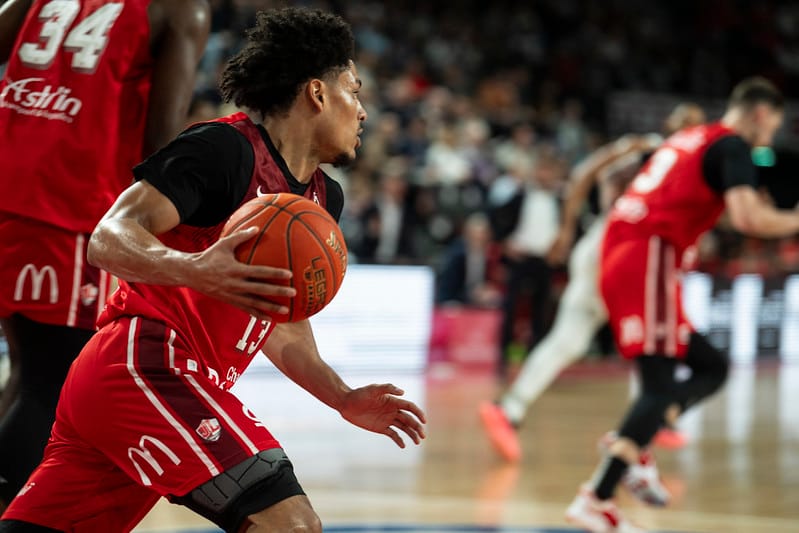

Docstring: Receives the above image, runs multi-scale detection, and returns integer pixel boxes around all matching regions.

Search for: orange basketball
[221,193,348,323]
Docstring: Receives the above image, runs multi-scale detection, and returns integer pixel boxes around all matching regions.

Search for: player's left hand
[339,384,427,448]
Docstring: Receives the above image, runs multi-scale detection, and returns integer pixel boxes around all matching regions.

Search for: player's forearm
[262,320,352,411]
[88,218,194,285]
[726,187,799,238]
[735,206,799,238]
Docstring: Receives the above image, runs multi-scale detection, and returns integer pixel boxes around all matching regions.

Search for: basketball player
[565,78,799,532]
[479,104,705,464]
[0,0,210,504]
[0,7,426,533]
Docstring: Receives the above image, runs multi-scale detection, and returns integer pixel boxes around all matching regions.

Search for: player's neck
[721,108,755,146]
[260,117,321,184]
[720,109,744,135]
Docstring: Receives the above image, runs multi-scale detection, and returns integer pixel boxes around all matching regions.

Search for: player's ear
[307,79,325,111]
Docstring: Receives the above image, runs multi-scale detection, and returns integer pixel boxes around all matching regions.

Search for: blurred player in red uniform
[0,7,426,532]
[479,103,706,464]
[0,0,210,505]
[566,78,799,532]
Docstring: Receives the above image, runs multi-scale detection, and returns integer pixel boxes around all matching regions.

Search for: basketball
[221,193,348,323]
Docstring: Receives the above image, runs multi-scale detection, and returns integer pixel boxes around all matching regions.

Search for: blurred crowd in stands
[188,0,799,353]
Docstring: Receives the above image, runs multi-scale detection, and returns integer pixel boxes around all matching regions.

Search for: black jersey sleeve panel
[323,173,344,222]
[132,123,254,227]
[702,135,758,194]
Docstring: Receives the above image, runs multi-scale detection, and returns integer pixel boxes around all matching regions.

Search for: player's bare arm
[144,0,211,156]
[88,180,296,319]
[547,135,658,264]
[724,185,799,238]
[0,0,33,63]
[262,320,427,448]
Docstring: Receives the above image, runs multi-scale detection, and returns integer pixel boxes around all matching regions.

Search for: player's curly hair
[220,8,354,117]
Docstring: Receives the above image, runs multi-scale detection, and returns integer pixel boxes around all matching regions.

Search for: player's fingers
[221,226,259,248]
[384,427,405,448]
[396,411,426,440]
[395,413,423,444]
[241,264,293,280]
[395,398,427,424]
[228,293,289,317]
[238,279,296,298]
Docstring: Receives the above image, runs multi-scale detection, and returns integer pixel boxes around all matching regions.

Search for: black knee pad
[172,448,305,533]
[687,333,730,391]
[0,520,63,532]
[618,392,674,448]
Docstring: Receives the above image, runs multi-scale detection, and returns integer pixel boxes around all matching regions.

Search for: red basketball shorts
[0,213,112,328]
[2,316,283,531]
[600,235,693,359]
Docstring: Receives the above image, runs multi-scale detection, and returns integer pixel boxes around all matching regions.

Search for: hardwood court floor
[136,360,799,533]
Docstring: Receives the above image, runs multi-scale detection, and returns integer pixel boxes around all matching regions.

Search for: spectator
[354,157,418,264]
[491,148,567,376]
[436,213,504,307]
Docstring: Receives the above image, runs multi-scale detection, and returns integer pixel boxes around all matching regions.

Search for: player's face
[751,105,783,146]
[323,62,367,166]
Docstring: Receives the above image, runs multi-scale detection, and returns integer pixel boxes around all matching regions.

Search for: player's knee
[687,333,730,393]
[243,502,321,533]
[172,448,306,533]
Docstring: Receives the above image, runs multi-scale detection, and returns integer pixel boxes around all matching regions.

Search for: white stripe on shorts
[126,317,220,479]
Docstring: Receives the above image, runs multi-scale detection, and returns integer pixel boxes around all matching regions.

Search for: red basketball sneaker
[478,402,521,463]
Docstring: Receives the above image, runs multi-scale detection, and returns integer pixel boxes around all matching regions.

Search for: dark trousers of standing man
[498,254,552,377]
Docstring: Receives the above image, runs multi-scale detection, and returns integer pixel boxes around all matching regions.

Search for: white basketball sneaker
[597,431,671,507]
[622,450,670,507]
[566,485,647,533]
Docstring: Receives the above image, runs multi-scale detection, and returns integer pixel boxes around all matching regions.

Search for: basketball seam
[243,195,306,265]
[287,212,343,310]
[226,195,279,235]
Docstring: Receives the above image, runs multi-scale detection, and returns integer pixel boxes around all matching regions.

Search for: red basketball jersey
[0,0,153,233]
[605,123,735,255]
[98,113,330,390]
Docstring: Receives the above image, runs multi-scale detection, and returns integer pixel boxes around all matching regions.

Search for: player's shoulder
[179,120,246,145]
[148,0,210,41]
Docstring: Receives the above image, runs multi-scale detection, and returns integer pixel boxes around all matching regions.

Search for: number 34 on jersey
[18,1,124,73]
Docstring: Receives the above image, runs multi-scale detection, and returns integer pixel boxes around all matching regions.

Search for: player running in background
[0,8,426,532]
[480,103,705,463]
[566,77,799,533]
[0,0,210,505]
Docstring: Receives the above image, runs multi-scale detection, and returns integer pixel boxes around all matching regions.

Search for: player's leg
[0,326,20,420]
[526,256,553,351]
[0,217,108,504]
[567,238,668,532]
[240,495,321,532]
[480,291,605,462]
[105,317,315,532]
[498,258,526,377]
[672,332,729,416]
[502,277,606,424]
[0,315,94,504]
[173,449,318,533]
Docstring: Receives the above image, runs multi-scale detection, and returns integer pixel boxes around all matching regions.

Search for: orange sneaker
[478,402,521,462]
[652,427,688,450]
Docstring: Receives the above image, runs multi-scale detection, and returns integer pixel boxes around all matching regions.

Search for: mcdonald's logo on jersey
[14,264,58,304]
[127,435,181,487]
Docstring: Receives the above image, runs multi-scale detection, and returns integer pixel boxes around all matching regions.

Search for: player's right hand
[189,227,296,319]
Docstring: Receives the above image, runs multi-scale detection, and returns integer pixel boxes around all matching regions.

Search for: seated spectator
[436,213,504,307]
